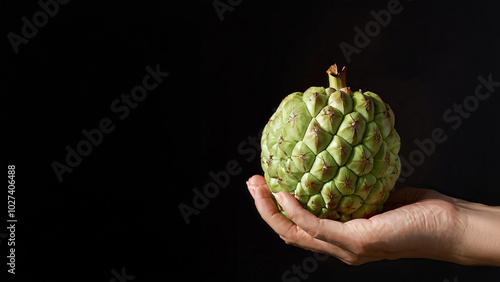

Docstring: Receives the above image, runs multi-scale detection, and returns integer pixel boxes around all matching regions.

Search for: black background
[1,0,500,281]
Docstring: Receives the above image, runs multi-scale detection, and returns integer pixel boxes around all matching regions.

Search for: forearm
[455,203,500,266]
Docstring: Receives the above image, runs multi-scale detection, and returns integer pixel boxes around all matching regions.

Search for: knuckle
[282,225,299,243]
[309,228,322,240]
[303,218,324,239]
[351,241,370,257]
[279,235,291,244]
[280,235,298,247]
[346,228,378,257]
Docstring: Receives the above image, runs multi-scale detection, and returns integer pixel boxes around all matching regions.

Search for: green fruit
[260,64,401,221]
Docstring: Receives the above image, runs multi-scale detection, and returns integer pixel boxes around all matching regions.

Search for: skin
[247,175,500,266]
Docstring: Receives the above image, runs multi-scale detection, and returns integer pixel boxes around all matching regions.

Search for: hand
[247,175,500,266]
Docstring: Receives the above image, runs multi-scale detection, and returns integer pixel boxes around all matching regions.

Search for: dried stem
[326,64,347,90]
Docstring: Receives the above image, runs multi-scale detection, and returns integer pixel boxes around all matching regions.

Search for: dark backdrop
[1,0,500,281]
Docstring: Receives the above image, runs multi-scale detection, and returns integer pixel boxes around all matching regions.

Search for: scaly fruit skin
[260,65,401,222]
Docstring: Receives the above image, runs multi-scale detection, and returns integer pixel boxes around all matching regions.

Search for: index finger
[275,191,353,249]
[247,176,352,255]
[247,175,297,235]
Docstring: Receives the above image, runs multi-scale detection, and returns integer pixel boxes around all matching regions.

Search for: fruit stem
[326,64,347,90]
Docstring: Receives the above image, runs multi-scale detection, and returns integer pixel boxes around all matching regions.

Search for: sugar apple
[260,64,401,222]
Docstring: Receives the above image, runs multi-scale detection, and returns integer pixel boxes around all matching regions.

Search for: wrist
[454,203,500,266]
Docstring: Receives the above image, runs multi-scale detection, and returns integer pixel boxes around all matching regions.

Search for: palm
[347,193,464,262]
[247,175,465,265]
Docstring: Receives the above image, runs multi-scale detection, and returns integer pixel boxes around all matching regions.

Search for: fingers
[246,175,383,265]
[247,175,267,199]
[273,192,380,265]
[247,174,266,186]
[274,191,351,249]
[249,179,302,240]
[246,176,353,260]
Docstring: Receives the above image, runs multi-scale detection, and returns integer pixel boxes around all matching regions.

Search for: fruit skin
[260,65,401,221]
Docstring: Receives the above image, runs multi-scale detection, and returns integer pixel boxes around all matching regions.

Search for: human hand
[247,175,500,266]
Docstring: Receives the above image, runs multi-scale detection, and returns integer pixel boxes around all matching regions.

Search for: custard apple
[260,64,401,222]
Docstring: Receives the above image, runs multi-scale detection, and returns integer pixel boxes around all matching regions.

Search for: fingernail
[274,192,283,202]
